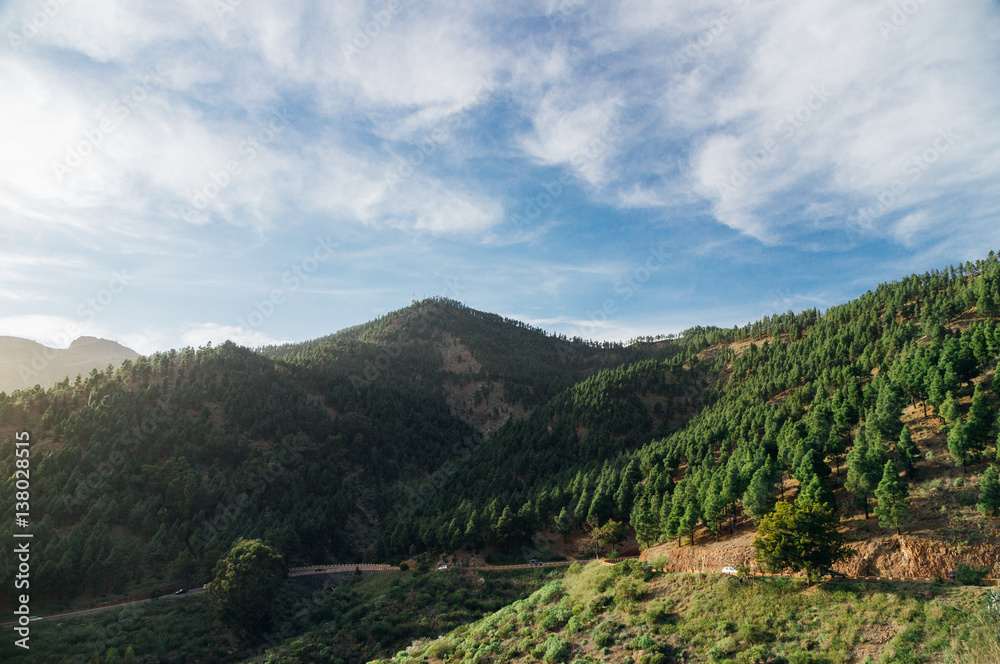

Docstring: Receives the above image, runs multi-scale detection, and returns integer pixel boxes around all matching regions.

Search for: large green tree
[873,461,910,534]
[845,429,885,518]
[206,538,286,638]
[630,490,660,549]
[752,496,853,583]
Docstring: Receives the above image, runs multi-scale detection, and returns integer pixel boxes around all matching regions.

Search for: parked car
[529,559,541,565]
[824,569,847,578]
[436,564,449,571]
[722,566,739,576]
[174,588,186,595]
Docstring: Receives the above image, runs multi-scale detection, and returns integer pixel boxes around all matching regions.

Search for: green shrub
[611,559,654,582]
[735,644,769,664]
[536,581,566,606]
[648,555,669,571]
[707,636,738,661]
[593,630,615,647]
[543,635,571,663]
[956,563,989,585]
[539,606,573,632]
[738,622,775,644]
[626,633,656,651]
[425,639,454,659]
[615,577,650,613]
[588,594,613,614]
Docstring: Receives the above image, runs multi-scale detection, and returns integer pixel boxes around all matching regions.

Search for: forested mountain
[0,335,139,394]
[4,253,1000,616]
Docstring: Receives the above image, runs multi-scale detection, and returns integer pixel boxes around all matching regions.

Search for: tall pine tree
[873,461,910,534]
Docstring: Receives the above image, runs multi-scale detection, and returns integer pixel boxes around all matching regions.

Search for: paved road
[0,587,205,627]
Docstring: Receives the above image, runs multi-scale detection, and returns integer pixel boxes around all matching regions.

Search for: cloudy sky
[2,0,1000,354]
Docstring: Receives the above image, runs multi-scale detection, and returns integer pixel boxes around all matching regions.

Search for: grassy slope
[0,569,558,664]
[381,562,1000,664]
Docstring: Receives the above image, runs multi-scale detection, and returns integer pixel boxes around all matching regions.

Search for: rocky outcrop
[641,532,1000,579]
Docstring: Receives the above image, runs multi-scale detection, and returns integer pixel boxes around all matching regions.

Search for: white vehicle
[722,566,738,576]
[437,564,449,571]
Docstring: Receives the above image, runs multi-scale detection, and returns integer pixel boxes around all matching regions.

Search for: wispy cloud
[1,0,999,351]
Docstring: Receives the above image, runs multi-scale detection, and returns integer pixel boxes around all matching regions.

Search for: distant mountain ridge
[0,335,140,394]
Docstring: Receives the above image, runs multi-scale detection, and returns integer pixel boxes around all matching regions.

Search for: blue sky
[2,0,1000,354]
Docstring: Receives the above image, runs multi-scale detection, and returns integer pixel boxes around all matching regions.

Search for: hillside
[5,254,1000,663]
[376,562,1000,664]
[0,335,139,393]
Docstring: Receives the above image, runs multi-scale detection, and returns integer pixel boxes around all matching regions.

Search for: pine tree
[721,460,742,534]
[630,491,660,548]
[873,461,910,534]
[555,508,573,541]
[966,383,993,455]
[493,506,515,549]
[743,461,778,524]
[702,474,726,540]
[799,474,836,512]
[977,465,1000,517]
[614,460,642,519]
[658,490,672,536]
[947,420,971,472]
[572,486,592,526]
[665,481,686,546]
[587,481,614,526]
[845,429,880,518]
[926,369,945,409]
[940,391,960,423]
[752,496,852,584]
[870,382,905,442]
[896,425,920,478]
[681,500,700,547]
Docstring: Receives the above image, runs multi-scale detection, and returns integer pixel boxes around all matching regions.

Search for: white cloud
[520,93,623,186]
